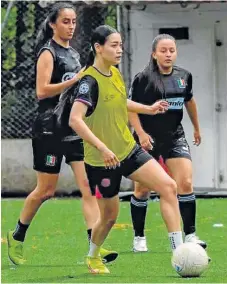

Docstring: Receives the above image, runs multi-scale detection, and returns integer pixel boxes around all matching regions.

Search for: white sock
[88,240,101,257]
[168,231,183,251]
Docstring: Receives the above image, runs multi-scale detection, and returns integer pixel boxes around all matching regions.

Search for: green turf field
[1,198,227,283]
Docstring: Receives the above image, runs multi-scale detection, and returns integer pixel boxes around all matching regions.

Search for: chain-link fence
[1,1,117,139]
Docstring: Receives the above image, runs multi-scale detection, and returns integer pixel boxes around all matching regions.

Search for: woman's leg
[131,182,150,252]
[84,164,122,274]
[64,140,99,241]
[166,157,206,248]
[90,196,119,248]
[70,161,118,263]
[86,195,119,274]
[129,158,183,251]
[8,172,59,265]
[70,161,99,234]
[20,172,59,225]
[130,155,166,252]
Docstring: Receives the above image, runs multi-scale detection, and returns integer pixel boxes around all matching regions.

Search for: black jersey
[130,65,193,140]
[33,39,81,137]
[37,39,81,112]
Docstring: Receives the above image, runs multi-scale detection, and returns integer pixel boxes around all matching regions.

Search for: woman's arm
[127,99,168,115]
[128,112,145,136]
[185,97,201,145]
[69,102,106,151]
[128,112,153,150]
[36,50,83,99]
[69,101,120,168]
[185,98,200,131]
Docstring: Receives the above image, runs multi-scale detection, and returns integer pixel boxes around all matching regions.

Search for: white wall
[129,2,227,189]
[1,139,75,194]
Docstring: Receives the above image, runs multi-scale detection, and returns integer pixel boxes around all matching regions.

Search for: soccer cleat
[133,236,148,252]
[7,231,26,265]
[86,256,110,274]
[185,233,207,249]
[100,247,118,263]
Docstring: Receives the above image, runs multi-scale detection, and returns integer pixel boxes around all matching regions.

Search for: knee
[178,178,193,194]
[162,179,178,200]
[34,184,56,202]
[81,193,94,203]
[78,179,92,200]
[41,191,55,202]
[134,184,150,199]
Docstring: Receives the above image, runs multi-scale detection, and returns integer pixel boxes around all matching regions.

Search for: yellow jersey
[80,66,136,166]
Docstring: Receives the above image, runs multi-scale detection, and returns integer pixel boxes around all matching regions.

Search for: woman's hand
[138,131,153,151]
[193,129,201,146]
[99,145,120,169]
[149,100,169,115]
[72,67,86,83]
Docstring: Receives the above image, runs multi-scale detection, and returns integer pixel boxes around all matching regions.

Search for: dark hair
[35,2,76,55]
[144,34,176,97]
[85,25,118,69]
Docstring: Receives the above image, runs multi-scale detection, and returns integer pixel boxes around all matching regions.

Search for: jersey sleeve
[185,72,193,102]
[74,75,98,116]
[128,73,143,102]
[37,46,56,62]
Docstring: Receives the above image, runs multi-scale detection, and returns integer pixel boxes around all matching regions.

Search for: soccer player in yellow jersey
[69,25,183,274]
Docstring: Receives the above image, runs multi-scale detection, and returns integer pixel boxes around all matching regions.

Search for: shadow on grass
[25,273,207,283]
[23,273,123,283]
[1,264,77,270]
[119,250,169,255]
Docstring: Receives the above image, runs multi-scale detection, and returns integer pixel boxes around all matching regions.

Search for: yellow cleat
[7,231,26,265]
[100,247,118,263]
[86,256,110,274]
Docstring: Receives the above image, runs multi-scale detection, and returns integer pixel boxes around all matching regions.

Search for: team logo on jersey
[62,72,75,82]
[166,97,184,110]
[79,83,89,94]
[177,78,186,89]
[103,94,115,102]
[46,155,56,166]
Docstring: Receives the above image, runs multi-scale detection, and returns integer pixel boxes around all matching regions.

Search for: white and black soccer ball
[171,243,210,277]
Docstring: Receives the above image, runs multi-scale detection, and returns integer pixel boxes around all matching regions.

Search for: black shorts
[85,144,152,199]
[134,132,191,162]
[32,136,84,174]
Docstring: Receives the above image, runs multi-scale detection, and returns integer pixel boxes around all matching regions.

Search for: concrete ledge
[1,139,132,194]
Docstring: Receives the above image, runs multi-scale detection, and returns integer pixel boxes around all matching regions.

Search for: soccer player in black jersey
[7,2,117,265]
[129,34,207,252]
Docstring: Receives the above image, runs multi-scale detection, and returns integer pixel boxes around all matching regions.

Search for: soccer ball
[171,243,210,277]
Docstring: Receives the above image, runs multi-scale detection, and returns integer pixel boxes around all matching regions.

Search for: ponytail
[35,17,53,56]
[146,56,165,96]
[85,48,95,70]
